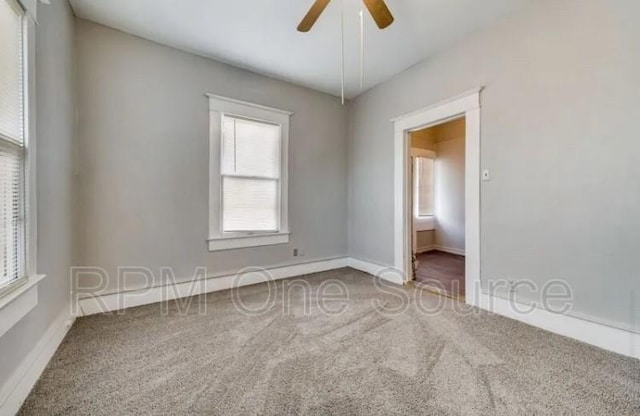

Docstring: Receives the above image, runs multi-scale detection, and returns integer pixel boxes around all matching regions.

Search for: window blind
[221,115,281,233]
[0,0,25,288]
[416,157,434,217]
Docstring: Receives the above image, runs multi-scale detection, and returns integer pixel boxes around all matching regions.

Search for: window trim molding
[206,94,292,251]
[23,2,37,279]
[0,0,41,336]
[411,147,436,221]
[0,274,43,338]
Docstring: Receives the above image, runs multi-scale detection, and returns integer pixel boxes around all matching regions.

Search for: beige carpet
[20,268,640,415]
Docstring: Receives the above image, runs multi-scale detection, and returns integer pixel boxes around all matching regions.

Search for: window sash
[221,114,281,180]
[0,0,26,289]
[220,114,283,234]
[221,175,281,234]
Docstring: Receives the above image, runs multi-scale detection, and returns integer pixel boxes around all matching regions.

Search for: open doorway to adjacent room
[409,117,466,299]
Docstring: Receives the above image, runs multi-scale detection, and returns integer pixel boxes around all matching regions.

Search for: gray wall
[75,20,348,293]
[348,0,640,330]
[0,0,76,392]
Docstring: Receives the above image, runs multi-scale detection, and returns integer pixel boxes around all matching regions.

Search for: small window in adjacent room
[0,0,26,291]
[415,156,434,217]
[207,95,291,251]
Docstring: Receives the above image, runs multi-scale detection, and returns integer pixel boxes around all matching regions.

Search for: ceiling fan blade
[362,0,394,29]
[297,0,332,32]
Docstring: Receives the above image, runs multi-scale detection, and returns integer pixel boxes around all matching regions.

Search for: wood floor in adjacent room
[415,250,465,299]
[19,268,640,415]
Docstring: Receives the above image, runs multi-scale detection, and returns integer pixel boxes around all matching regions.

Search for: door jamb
[391,88,482,306]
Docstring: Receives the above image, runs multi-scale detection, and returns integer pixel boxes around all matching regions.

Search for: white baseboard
[77,255,639,359]
[347,258,405,285]
[5,260,635,416]
[77,257,412,316]
[478,293,640,360]
[78,257,350,316]
[437,246,465,256]
[418,245,465,256]
[0,309,75,415]
[0,277,40,339]
[416,245,435,254]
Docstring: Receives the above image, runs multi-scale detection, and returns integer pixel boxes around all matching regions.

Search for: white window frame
[0,0,43,338]
[411,148,436,232]
[206,94,291,251]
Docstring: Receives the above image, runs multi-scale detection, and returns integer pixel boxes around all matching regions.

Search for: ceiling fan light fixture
[297,0,394,32]
[296,0,394,104]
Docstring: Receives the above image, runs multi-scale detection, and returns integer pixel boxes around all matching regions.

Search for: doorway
[410,118,466,299]
[391,89,481,306]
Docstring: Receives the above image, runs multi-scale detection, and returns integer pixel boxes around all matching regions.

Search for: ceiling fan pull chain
[340,0,345,105]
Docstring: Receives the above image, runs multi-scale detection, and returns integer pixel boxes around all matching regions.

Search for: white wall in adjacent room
[435,135,465,253]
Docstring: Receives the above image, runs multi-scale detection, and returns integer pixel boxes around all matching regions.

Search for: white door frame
[391,88,482,306]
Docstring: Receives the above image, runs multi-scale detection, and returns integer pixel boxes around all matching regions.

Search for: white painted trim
[76,256,413,316]
[392,89,482,307]
[350,256,639,359]
[207,233,289,251]
[16,0,48,21]
[434,245,465,256]
[464,106,481,307]
[207,95,291,251]
[347,258,405,286]
[72,257,640,362]
[410,148,435,158]
[391,88,483,123]
[410,148,436,253]
[78,258,350,316]
[0,309,74,415]
[416,245,465,256]
[0,274,45,338]
[416,245,436,254]
[1,2,39,303]
[413,217,435,232]
[24,14,38,279]
[478,293,640,360]
[205,93,293,116]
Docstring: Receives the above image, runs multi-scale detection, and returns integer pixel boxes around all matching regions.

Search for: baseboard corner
[347,257,404,285]
[0,309,74,415]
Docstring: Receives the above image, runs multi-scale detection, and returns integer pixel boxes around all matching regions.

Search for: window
[208,94,291,251]
[0,0,26,290]
[415,156,435,217]
[222,116,281,233]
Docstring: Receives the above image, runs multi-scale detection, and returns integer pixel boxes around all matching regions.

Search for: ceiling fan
[297,0,394,32]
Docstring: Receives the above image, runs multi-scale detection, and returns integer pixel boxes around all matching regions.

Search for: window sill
[208,233,290,252]
[414,215,436,232]
[0,274,45,338]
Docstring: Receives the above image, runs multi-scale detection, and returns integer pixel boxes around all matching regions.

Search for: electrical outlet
[293,248,305,257]
[293,248,299,257]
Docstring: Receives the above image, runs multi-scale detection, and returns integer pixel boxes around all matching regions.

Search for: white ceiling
[69,0,531,99]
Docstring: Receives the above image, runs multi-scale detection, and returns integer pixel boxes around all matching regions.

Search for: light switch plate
[482,169,491,181]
